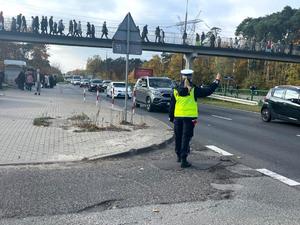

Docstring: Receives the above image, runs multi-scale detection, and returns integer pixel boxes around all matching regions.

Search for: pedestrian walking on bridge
[49,16,54,35]
[101,21,108,39]
[169,69,221,168]
[141,25,149,42]
[0,11,4,31]
[155,26,161,42]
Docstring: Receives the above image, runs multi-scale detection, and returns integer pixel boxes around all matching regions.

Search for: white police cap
[181,69,194,76]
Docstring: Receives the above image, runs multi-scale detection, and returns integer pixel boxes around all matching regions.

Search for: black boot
[181,157,191,168]
[177,154,181,163]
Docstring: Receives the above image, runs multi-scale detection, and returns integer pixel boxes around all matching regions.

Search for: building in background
[4,60,26,85]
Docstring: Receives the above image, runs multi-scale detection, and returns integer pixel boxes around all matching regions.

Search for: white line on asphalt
[256,169,300,186]
[206,145,233,156]
[297,135,300,137]
[211,115,232,121]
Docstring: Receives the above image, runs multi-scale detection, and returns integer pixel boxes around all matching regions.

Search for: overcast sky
[1,0,299,72]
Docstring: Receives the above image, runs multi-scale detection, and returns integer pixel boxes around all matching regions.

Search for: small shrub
[33,117,53,127]
[68,113,90,121]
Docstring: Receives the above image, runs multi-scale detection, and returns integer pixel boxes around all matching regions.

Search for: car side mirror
[142,83,147,87]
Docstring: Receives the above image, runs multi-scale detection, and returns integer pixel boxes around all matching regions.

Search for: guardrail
[208,94,259,105]
[215,88,268,101]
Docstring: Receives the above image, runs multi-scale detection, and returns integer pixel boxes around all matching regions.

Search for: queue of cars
[68,75,174,106]
[68,75,299,124]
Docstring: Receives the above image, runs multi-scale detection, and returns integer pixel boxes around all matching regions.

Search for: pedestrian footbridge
[1,31,300,64]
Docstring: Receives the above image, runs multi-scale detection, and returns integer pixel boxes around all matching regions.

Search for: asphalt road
[1,84,300,224]
[74,85,300,182]
[0,143,237,220]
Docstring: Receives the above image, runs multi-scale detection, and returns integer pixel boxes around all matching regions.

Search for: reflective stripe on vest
[174,88,198,118]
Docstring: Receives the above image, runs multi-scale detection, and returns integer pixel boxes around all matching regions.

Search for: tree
[86,55,103,77]
[166,54,183,81]
[142,55,163,75]
[236,6,300,42]
[25,44,51,74]
[284,64,300,85]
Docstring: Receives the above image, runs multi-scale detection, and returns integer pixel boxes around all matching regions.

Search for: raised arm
[194,73,221,98]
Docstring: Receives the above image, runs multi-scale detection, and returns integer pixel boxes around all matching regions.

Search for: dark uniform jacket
[169,80,219,122]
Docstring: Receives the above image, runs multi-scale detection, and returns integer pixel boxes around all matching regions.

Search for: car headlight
[152,90,161,96]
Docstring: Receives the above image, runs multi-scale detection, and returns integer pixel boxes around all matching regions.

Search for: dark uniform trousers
[174,118,194,158]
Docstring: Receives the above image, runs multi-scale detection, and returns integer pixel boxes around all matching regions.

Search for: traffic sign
[112,13,142,55]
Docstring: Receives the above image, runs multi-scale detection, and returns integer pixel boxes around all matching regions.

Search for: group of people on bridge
[0,12,109,39]
[195,32,295,55]
[0,11,297,55]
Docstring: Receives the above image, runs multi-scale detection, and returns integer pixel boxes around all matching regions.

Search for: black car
[261,85,300,124]
[88,79,102,92]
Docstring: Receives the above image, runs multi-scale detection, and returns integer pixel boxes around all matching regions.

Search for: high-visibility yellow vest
[174,88,198,118]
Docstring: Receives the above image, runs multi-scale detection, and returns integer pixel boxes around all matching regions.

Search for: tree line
[236,6,300,44]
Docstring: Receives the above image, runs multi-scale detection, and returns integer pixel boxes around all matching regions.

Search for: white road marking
[211,115,232,121]
[256,169,300,186]
[206,145,233,156]
[297,135,300,137]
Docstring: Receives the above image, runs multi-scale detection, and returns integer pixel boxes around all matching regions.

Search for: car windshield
[83,79,89,82]
[113,83,125,87]
[149,78,172,88]
[92,80,102,83]
[73,76,80,79]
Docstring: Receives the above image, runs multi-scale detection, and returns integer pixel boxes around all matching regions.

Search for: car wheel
[146,97,153,112]
[261,108,271,122]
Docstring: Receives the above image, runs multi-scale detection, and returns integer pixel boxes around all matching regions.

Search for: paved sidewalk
[0,85,173,164]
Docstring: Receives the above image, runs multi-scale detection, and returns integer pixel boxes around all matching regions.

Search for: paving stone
[0,86,173,164]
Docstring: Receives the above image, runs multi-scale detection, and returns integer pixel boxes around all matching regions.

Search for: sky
[1,0,299,72]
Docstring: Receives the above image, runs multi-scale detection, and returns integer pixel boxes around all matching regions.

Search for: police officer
[169,69,221,168]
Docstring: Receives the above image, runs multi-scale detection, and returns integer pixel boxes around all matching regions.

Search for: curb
[0,133,174,167]
[87,134,174,161]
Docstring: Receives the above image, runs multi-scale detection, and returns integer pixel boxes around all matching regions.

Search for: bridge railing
[1,17,299,56]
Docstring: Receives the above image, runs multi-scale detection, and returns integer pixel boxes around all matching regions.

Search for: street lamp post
[183,0,188,45]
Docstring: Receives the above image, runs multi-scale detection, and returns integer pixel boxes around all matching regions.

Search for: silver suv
[134,76,173,112]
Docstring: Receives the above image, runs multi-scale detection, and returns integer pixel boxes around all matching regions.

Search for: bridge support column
[184,53,197,69]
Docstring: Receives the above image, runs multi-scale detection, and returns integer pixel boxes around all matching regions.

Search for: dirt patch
[33,117,54,127]
[120,120,149,130]
[74,122,130,133]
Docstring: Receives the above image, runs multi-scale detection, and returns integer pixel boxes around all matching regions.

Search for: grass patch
[68,113,90,121]
[199,97,261,113]
[33,117,53,127]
